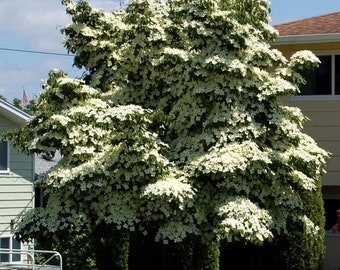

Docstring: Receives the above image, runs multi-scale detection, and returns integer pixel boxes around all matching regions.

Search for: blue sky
[270,0,340,24]
[1,0,339,103]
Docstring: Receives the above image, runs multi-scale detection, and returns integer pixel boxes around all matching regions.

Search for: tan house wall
[274,42,340,189]
[274,41,340,57]
[281,97,340,187]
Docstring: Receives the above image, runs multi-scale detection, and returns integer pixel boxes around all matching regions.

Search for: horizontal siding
[290,100,340,112]
[11,154,32,162]
[0,217,17,226]
[0,192,32,201]
[0,185,33,193]
[319,141,340,155]
[283,99,340,186]
[0,174,34,234]
[10,168,34,181]
[0,115,16,132]
[305,111,340,127]
[0,208,32,216]
[325,157,340,172]
[0,200,32,208]
[322,172,340,186]
[0,175,32,185]
[303,127,340,141]
[10,147,34,182]
[0,211,33,234]
[1,114,34,182]
[1,111,34,235]
[0,214,33,234]
[273,42,340,60]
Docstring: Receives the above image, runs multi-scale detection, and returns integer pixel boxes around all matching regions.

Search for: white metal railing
[0,249,62,270]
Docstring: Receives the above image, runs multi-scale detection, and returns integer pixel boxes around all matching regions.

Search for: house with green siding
[0,99,33,264]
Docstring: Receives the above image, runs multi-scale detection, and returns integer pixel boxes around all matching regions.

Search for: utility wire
[0,47,75,57]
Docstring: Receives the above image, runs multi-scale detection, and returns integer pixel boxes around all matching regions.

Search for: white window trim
[291,95,340,101]
[0,140,10,173]
[291,50,340,101]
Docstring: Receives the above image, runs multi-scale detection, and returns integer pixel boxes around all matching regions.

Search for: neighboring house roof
[0,99,30,125]
[273,11,340,45]
[35,151,62,177]
[274,11,340,36]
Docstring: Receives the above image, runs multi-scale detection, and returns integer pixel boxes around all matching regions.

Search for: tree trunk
[192,240,219,270]
[91,224,129,270]
[161,238,220,270]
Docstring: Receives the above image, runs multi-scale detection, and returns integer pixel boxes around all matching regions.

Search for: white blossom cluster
[189,141,271,174]
[216,196,273,244]
[289,50,321,70]
[300,215,320,235]
[142,173,195,208]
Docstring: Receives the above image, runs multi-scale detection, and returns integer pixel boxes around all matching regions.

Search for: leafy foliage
[4,0,329,269]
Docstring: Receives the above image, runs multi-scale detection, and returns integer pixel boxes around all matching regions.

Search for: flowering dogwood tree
[5,0,329,269]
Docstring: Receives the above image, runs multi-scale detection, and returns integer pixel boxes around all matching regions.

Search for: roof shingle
[274,12,340,36]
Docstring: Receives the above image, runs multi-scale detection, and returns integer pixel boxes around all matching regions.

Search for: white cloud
[0,0,125,52]
[0,1,68,36]
[0,0,70,53]
[88,0,128,11]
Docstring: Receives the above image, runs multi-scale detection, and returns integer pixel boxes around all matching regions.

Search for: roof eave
[0,99,30,125]
[272,33,340,45]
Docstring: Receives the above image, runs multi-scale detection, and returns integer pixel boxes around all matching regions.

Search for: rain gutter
[273,33,340,45]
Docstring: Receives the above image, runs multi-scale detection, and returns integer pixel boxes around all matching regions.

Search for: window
[0,237,21,263]
[0,141,9,172]
[299,53,340,96]
[35,184,47,208]
[325,199,339,232]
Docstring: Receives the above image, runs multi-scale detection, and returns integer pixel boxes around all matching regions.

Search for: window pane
[0,141,8,170]
[300,55,332,95]
[0,238,10,262]
[12,238,21,262]
[335,55,340,95]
